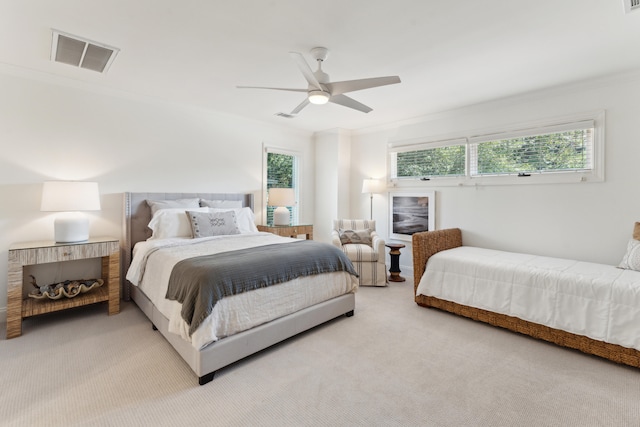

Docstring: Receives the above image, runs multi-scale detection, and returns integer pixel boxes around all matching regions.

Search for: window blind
[469,121,594,176]
[389,138,467,179]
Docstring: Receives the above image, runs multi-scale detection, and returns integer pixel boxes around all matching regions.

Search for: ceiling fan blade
[236,85,307,93]
[329,94,372,113]
[290,98,310,115]
[325,76,401,96]
[289,52,322,90]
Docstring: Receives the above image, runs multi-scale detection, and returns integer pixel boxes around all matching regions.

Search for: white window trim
[389,137,468,186]
[262,144,301,224]
[388,110,605,187]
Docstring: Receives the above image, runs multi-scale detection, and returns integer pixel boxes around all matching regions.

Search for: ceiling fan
[237,47,401,117]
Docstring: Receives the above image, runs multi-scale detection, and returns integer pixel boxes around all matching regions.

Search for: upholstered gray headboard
[121,192,254,299]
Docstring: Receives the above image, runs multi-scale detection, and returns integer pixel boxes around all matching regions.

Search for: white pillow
[199,199,243,209]
[148,207,209,239]
[147,198,200,215]
[619,239,640,271]
[208,207,258,233]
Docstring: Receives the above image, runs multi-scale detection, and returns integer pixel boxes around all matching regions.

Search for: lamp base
[54,212,90,243]
[273,207,290,226]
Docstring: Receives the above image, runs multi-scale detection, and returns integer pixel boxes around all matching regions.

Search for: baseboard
[393,264,413,283]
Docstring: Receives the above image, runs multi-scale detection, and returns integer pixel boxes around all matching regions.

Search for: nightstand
[257,224,313,240]
[7,237,120,339]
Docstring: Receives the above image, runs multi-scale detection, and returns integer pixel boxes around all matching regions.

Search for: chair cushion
[341,243,379,262]
[339,228,373,246]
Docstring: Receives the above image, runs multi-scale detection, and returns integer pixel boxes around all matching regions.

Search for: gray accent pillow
[187,210,241,238]
[147,198,200,215]
[339,228,373,246]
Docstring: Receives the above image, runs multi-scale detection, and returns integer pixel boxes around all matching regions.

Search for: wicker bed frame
[123,192,355,385]
[412,228,640,368]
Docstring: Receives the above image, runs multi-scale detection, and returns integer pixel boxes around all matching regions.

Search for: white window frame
[389,137,468,184]
[388,110,605,187]
[262,144,301,225]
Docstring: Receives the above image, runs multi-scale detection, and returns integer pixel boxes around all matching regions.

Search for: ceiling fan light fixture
[308,90,330,105]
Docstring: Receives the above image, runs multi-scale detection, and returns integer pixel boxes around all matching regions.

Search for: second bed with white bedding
[416,246,640,351]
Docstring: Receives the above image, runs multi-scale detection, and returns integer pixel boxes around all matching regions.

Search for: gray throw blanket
[165,240,358,336]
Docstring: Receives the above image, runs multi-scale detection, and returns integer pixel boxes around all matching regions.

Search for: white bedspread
[127,232,358,350]
[416,246,640,350]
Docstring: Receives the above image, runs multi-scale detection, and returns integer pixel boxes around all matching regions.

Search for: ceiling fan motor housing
[310,47,329,62]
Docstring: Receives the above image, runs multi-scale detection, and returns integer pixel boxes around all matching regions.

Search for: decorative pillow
[208,207,258,233]
[147,198,200,215]
[187,210,240,238]
[339,228,373,246]
[619,239,640,271]
[634,222,640,241]
[147,207,209,239]
[199,199,243,209]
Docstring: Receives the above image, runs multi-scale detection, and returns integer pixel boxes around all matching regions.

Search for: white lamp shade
[268,188,296,207]
[41,181,101,212]
[362,179,381,194]
[41,181,101,243]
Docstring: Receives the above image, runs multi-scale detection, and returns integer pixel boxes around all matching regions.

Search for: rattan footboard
[412,228,640,368]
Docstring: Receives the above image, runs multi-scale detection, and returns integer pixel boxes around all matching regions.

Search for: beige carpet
[2,280,640,427]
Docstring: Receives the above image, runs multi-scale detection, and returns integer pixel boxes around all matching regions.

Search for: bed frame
[412,228,640,368]
[122,192,355,385]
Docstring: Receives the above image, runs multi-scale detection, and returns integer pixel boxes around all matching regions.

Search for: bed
[413,228,640,368]
[123,192,358,385]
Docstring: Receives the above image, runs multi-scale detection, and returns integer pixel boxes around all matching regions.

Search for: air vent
[623,0,640,13]
[51,30,119,73]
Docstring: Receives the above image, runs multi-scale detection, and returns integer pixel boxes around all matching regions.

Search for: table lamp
[268,188,296,226]
[41,181,101,243]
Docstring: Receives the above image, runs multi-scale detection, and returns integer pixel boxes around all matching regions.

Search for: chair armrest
[331,230,342,248]
[371,231,386,263]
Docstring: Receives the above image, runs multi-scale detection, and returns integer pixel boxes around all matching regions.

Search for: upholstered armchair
[331,219,387,287]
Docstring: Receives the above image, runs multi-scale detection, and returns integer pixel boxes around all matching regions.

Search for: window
[469,120,594,177]
[391,138,466,180]
[389,112,604,185]
[264,147,300,225]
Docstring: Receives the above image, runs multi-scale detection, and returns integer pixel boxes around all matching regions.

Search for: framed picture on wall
[389,192,435,241]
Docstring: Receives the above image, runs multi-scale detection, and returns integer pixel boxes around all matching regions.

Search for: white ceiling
[2,1,640,133]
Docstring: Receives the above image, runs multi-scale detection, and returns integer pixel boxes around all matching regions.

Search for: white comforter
[127,232,358,350]
[416,246,640,350]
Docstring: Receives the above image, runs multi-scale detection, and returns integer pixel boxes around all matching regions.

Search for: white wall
[313,129,351,243]
[0,71,314,313]
[351,72,640,275]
